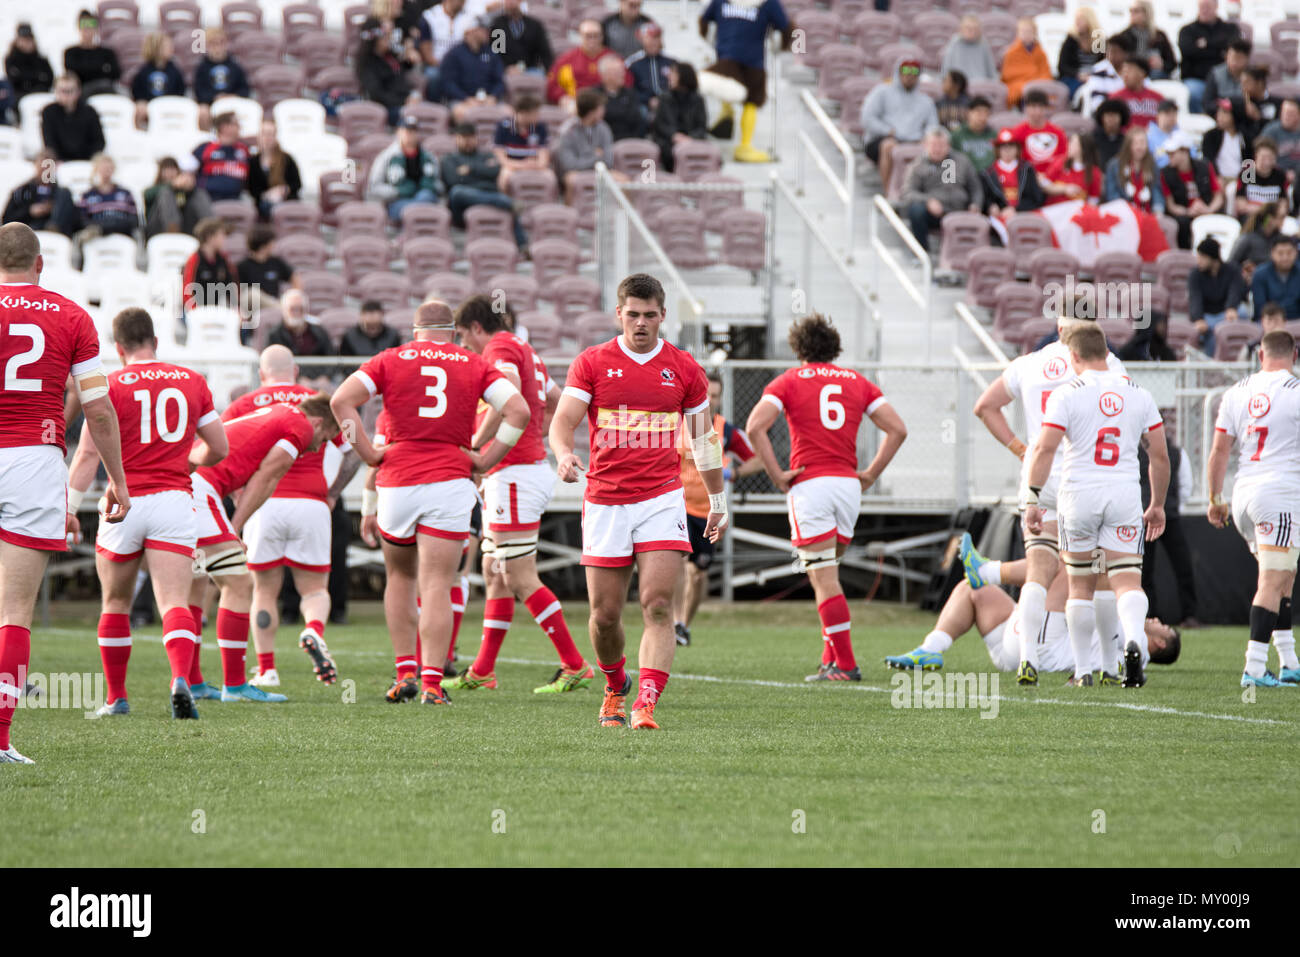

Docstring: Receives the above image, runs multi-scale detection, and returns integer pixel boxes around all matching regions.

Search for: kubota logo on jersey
[254,393,273,406]
[118,372,139,385]
[797,368,816,378]
[0,295,59,311]
[1249,393,1271,418]
[1260,521,1275,536]
[400,347,467,362]
[1117,525,1138,543]
[1099,392,1124,416]
[1042,357,1068,379]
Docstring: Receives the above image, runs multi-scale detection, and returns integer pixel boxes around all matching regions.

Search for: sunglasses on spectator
[899,65,920,76]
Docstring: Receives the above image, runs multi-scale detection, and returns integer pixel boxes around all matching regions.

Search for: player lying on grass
[885,536,1180,678]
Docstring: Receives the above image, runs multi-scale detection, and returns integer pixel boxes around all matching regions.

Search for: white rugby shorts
[483,461,555,535]
[1057,484,1145,554]
[786,475,860,548]
[581,487,690,567]
[96,489,196,562]
[0,445,68,551]
[378,479,478,544]
[245,497,331,572]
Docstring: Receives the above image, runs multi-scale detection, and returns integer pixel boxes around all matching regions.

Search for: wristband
[1008,438,1027,459]
[361,488,378,517]
[1210,493,1225,507]
[708,492,727,515]
[1024,485,1041,507]
[67,487,85,513]
[495,421,524,447]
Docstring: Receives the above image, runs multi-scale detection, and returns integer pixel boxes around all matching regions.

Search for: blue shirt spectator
[1251,236,1300,319]
[193,29,250,105]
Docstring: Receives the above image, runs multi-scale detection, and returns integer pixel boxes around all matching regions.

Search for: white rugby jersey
[1002,339,1126,451]
[1042,369,1163,491]
[1214,368,1300,490]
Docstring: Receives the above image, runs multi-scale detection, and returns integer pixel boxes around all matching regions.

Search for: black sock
[1250,604,1277,645]
[1277,597,1292,633]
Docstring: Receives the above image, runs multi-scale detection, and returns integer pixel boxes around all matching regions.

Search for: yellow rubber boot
[733,103,771,163]
[710,101,735,139]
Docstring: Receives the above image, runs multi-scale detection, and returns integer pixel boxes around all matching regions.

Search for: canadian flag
[1034,199,1169,267]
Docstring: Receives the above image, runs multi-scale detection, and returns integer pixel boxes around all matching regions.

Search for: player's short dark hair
[1256,135,1280,156]
[616,272,665,308]
[576,87,606,118]
[788,312,842,364]
[1261,329,1297,358]
[194,216,226,244]
[514,93,540,114]
[1107,33,1134,53]
[969,95,991,111]
[1246,65,1270,84]
[298,391,340,436]
[1261,301,1286,320]
[1229,37,1253,56]
[0,222,40,271]
[453,293,507,334]
[360,298,384,314]
[1064,321,1107,359]
[112,307,156,349]
[246,223,275,253]
[1023,89,1049,107]
[1149,626,1181,665]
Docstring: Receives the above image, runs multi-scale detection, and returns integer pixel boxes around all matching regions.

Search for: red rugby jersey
[760,364,886,485]
[223,383,348,501]
[111,360,216,495]
[196,402,316,498]
[481,330,550,473]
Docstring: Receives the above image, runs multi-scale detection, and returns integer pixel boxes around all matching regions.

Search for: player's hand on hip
[1024,504,1043,535]
[774,466,804,493]
[1207,502,1230,528]
[459,446,489,477]
[1143,505,1166,541]
[360,514,381,548]
[705,510,727,542]
[556,452,584,483]
[101,482,130,524]
[857,468,878,491]
[65,510,81,546]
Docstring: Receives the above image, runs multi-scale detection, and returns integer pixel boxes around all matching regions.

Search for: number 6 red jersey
[759,364,887,484]
[110,361,217,495]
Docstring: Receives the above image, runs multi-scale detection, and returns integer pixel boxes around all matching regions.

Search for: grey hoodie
[860,64,940,143]
[940,36,997,82]
[897,148,983,212]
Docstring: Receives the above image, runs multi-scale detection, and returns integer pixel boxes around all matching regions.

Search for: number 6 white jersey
[1001,339,1126,456]
[1214,368,1300,491]
[1042,369,1163,492]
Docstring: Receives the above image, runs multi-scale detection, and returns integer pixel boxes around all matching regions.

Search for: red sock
[525,587,584,671]
[821,633,835,665]
[256,652,275,674]
[599,655,627,691]
[97,612,132,703]
[448,584,465,659]
[188,604,205,685]
[421,666,443,693]
[471,597,514,675]
[817,594,855,671]
[217,608,250,688]
[305,619,324,641]
[0,625,31,750]
[162,607,197,682]
[633,667,669,710]
[395,655,417,680]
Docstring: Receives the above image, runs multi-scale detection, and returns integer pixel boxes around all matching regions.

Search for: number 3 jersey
[1042,369,1163,493]
[1214,368,1300,492]
[759,364,887,485]
[110,361,217,495]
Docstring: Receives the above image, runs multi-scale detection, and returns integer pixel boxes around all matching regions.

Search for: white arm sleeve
[483,377,521,412]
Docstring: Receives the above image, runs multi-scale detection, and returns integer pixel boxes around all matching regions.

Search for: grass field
[2,599,1296,867]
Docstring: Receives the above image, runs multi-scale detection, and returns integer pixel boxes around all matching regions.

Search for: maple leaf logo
[1071,205,1122,237]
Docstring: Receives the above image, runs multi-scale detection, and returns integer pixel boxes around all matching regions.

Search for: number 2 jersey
[1214,368,1300,493]
[1042,369,1163,493]
[223,383,349,502]
[481,330,553,473]
[759,363,887,485]
[110,361,217,496]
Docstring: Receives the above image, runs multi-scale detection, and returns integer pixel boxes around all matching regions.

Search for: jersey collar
[617,335,664,365]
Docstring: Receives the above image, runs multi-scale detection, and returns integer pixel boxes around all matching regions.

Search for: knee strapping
[1108,555,1143,575]
[197,546,248,578]
[797,544,838,573]
[1024,535,1059,555]
[491,535,538,563]
[1065,549,1105,577]
[1260,547,1300,572]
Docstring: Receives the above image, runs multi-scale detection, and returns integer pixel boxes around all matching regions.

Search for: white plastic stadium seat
[34,231,75,273]
[1179,113,1216,140]
[1190,214,1242,258]
[0,159,33,213]
[1149,80,1189,116]
[81,235,141,303]
[272,98,327,143]
[19,92,55,157]
[0,127,23,164]
[211,95,263,139]
[147,96,201,135]
[38,268,89,307]
[88,94,137,146]
[146,233,199,278]
[147,130,210,162]
[57,161,94,201]
[185,306,245,350]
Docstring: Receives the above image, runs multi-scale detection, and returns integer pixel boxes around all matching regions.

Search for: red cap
[995,127,1018,145]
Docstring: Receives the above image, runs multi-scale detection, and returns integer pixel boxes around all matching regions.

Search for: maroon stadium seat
[504,71,547,106]
[719,209,766,272]
[318,170,364,226]
[836,75,878,138]
[403,237,456,288]
[1155,249,1198,315]
[96,0,140,40]
[1022,79,1071,111]
[464,103,512,149]
[1213,321,1262,360]
[296,269,347,309]
[466,237,519,284]
[211,199,258,235]
[158,0,201,33]
[912,12,961,71]
[282,3,326,56]
[968,79,1009,111]
[221,1,264,38]
[339,234,390,284]
[1051,110,1096,136]
[335,200,388,238]
[337,101,389,145]
[356,271,412,310]
[399,203,452,242]
[465,205,515,244]
[420,132,458,158]
[270,199,321,235]
[106,27,147,77]
[297,32,347,80]
[548,275,601,321]
[485,272,540,312]
[342,4,373,50]
[885,142,922,201]
[610,138,660,179]
[275,234,330,270]
[525,203,579,243]
[505,168,559,211]
[567,171,598,229]
[1089,250,1143,286]
[992,280,1044,339]
[851,12,901,68]
[1011,316,1056,353]
[816,44,868,100]
[402,101,451,137]
[937,211,989,272]
[575,311,617,348]
[236,32,285,74]
[1164,318,1199,356]
[311,65,359,96]
[1027,247,1080,291]
[253,65,306,106]
[528,238,581,294]
[516,310,562,351]
[319,307,360,347]
[831,0,870,31]
[793,10,841,69]
[629,172,683,223]
[1005,212,1055,265]
[964,248,1017,310]
[657,209,714,269]
[980,12,1019,58]
[672,140,722,182]
[692,174,744,231]
[423,271,474,307]
[1098,316,1136,348]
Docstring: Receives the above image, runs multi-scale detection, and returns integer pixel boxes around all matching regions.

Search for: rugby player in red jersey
[745,313,908,681]
[222,345,361,688]
[187,393,340,702]
[549,273,727,730]
[0,223,129,764]
[448,295,594,694]
[332,300,531,705]
[68,308,228,720]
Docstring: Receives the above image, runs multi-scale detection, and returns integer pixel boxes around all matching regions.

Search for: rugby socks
[1093,590,1121,674]
[421,665,444,694]
[817,594,856,671]
[1273,598,1298,669]
[921,630,953,654]
[257,652,275,674]
[1117,590,1151,665]
[1065,599,1095,678]
[97,613,132,703]
[1018,582,1047,669]
[599,655,627,691]
[1247,605,1277,678]
[395,654,418,681]
[820,632,835,665]
[188,604,206,686]
[448,582,465,660]
[633,667,668,711]
[0,625,31,751]
[525,587,584,671]
[979,561,1003,587]
[471,597,514,675]
[217,608,250,688]
[162,607,198,681]
[305,619,325,642]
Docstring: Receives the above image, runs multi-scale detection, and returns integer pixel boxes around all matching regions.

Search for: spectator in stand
[441,120,528,249]
[1261,98,1300,175]
[64,10,121,96]
[627,23,674,111]
[1244,302,1288,359]
[489,0,555,75]
[554,88,623,200]
[897,126,982,250]
[132,32,186,127]
[1009,88,1066,172]
[952,96,994,171]
[603,0,652,59]
[493,94,550,190]
[419,0,475,100]
[193,112,252,202]
[193,28,250,130]
[982,128,1044,217]
[1232,66,1279,143]
[1094,98,1131,169]
[599,53,645,140]
[1202,37,1250,115]
[1178,0,1240,113]
[698,0,792,163]
[237,224,298,318]
[1235,137,1288,221]
[1160,132,1223,248]
[340,299,402,356]
[1188,236,1244,354]
[1,149,79,235]
[1117,310,1175,360]
[1114,56,1163,128]
[936,70,969,131]
[1041,132,1104,204]
[941,16,997,85]
[548,18,613,109]
[441,15,505,123]
[77,153,139,238]
[650,61,708,172]
[358,16,414,126]
[268,289,333,357]
[145,154,213,237]
[1103,125,1164,212]
[247,119,302,219]
[373,0,424,73]
[1057,7,1105,100]
[860,59,937,196]
[1000,17,1051,108]
[1202,97,1249,182]
[1079,34,1132,114]
[5,24,53,101]
[1148,99,1189,167]
[1252,235,1300,318]
[368,113,441,220]
[1230,199,1285,282]
[1115,0,1177,79]
[0,79,15,125]
[41,74,105,161]
[181,216,239,312]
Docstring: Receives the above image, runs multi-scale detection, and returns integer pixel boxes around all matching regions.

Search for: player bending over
[1025,323,1168,688]
[1207,329,1300,688]
[333,300,530,705]
[745,313,907,682]
[68,308,228,720]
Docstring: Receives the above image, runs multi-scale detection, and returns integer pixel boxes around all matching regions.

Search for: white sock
[1093,590,1121,675]
[1018,582,1047,668]
[980,561,1002,587]
[921,630,953,653]
[1273,630,1299,670]
[1117,590,1150,666]
[1246,640,1270,678]
[1065,599,1096,678]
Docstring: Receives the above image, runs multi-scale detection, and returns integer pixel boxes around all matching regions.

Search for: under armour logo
[607,368,623,377]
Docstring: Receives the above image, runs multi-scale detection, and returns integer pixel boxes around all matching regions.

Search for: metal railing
[794,89,855,258]
[870,193,933,360]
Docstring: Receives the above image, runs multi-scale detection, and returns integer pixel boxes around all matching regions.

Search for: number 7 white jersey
[1214,368,1300,490]
[1042,369,1163,492]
